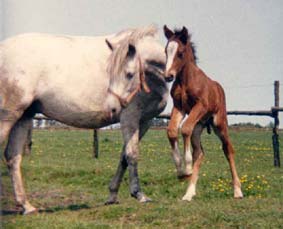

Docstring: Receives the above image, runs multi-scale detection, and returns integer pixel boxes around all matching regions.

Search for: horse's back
[0,33,113,125]
[1,33,110,68]
[0,33,111,96]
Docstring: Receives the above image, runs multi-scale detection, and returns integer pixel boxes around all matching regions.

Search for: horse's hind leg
[4,115,37,214]
[0,111,20,145]
[212,114,243,199]
[23,121,33,155]
[182,123,204,201]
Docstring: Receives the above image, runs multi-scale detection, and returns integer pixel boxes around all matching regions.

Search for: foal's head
[163,25,197,82]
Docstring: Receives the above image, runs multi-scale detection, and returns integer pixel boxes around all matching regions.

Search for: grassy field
[1,128,283,228]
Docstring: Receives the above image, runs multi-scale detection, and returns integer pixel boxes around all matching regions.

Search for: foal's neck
[179,50,197,85]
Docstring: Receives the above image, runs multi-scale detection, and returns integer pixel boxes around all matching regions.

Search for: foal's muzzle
[165,75,174,82]
[165,69,176,82]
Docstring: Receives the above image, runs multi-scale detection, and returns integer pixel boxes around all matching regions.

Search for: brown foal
[163,25,243,201]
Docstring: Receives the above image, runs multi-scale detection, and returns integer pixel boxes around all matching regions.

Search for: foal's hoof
[234,188,244,199]
[136,193,152,203]
[234,194,244,199]
[182,195,194,202]
[177,173,192,181]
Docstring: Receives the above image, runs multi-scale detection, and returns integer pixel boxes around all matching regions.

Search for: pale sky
[0,0,282,127]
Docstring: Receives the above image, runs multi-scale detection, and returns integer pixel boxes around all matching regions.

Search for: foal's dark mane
[174,29,198,63]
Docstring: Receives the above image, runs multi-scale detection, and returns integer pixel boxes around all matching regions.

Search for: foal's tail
[205,117,213,135]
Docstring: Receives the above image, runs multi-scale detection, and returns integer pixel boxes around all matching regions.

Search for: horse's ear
[127,44,136,58]
[105,39,114,51]
[163,25,174,40]
[179,26,189,45]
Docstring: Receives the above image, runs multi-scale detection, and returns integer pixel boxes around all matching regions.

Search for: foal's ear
[179,26,189,45]
[163,25,174,40]
[105,39,114,51]
[127,44,136,58]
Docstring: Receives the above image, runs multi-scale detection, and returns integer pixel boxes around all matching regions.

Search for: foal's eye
[177,52,183,59]
[126,73,134,80]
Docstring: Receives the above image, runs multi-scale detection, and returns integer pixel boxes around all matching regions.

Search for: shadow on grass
[41,203,91,213]
[1,203,91,216]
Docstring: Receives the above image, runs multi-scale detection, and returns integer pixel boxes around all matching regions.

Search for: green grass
[1,128,283,228]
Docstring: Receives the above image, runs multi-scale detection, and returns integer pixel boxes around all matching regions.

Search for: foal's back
[181,63,227,115]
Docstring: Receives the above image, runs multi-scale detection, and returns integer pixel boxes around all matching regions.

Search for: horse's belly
[38,95,118,129]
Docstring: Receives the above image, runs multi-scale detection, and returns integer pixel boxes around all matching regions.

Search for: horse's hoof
[137,193,152,203]
[105,200,120,205]
[105,200,119,205]
[23,207,38,215]
[105,192,120,205]
[105,195,120,205]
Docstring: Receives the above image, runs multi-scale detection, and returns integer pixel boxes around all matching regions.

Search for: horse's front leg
[122,122,150,202]
[106,108,151,204]
[105,146,128,205]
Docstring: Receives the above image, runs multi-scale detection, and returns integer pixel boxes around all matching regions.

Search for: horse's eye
[177,52,183,59]
[126,73,134,80]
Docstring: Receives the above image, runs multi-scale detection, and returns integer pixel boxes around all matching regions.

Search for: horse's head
[163,25,197,82]
[105,38,150,118]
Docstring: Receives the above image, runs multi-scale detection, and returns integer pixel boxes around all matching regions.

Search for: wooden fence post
[93,129,99,159]
[272,81,280,167]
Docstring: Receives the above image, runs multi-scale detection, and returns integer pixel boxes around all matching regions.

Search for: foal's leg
[182,123,204,201]
[181,104,206,178]
[167,107,185,178]
[4,115,37,214]
[213,114,243,199]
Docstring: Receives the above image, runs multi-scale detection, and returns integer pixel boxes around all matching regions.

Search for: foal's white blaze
[165,41,178,73]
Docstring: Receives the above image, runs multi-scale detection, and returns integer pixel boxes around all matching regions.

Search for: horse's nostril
[111,108,117,114]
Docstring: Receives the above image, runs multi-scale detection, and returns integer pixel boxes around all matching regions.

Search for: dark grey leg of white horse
[106,120,151,204]
[4,115,37,214]
[105,147,128,205]
[23,121,33,155]
[128,120,152,202]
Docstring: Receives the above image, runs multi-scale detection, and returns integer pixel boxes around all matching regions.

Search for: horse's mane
[174,29,198,63]
[107,25,158,85]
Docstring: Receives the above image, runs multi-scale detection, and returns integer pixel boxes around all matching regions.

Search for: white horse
[0,26,168,214]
